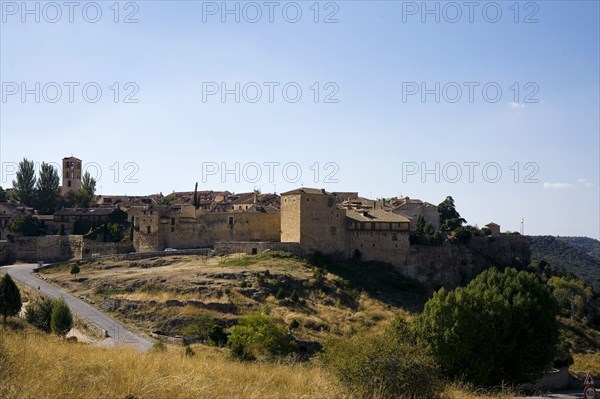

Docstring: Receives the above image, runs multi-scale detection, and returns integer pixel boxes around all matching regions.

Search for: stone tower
[61,156,82,195]
[280,188,347,255]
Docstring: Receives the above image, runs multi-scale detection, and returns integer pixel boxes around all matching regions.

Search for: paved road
[1,263,153,351]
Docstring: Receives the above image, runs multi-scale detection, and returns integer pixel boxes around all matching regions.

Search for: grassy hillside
[38,252,428,346]
[527,236,600,286]
[0,322,521,399]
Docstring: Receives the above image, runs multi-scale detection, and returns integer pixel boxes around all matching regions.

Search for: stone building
[280,188,411,263]
[391,197,440,230]
[61,156,82,195]
[0,203,33,240]
[54,208,120,235]
[132,203,280,252]
[484,222,501,237]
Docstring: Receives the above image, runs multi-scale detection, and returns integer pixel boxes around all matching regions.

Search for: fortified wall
[403,235,531,287]
[1,236,133,264]
[133,205,280,252]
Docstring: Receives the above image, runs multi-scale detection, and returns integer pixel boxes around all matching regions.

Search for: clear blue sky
[1,0,599,238]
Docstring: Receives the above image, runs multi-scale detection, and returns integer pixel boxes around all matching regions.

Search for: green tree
[35,162,60,214]
[8,214,40,236]
[410,215,443,245]
[228,313,297,360]
[193,182,200,209]
[548,276,593,322]
[0,274,22,325]
[415,268,559,386]
[81,171,96,197]
[12,158,36,206]
[50,297,73,337]
[25,298,54,332]
[70,264,80,278]
[0,186,7,202]
[437,196,466,232]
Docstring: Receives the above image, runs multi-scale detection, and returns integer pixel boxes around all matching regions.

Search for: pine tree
[12,158,36,206]
[193,182,200,209]
[0,274,22,325]
[50,297,73,337]
[35,162,60,214]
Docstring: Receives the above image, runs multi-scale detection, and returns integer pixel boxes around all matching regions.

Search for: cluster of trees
[322,268,562,397]
[26,297,73,337]
[411,196,498,246]
[4,158,97,212]
[0,273,73,336]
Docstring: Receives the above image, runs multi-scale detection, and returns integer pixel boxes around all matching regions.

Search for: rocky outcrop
[400,236,531,288]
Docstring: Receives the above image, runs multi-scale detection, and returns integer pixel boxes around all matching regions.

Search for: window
[171,227,174,232]
[327,197,334,207]
[228,216,234,225]
[147,226,151,234]
[67,180,71,187]
[251,248,258,255]
[171,218,175,226]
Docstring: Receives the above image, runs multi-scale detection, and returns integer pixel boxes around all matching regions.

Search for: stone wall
[4,235,133,263]
[214,241,301,256]
[401,236,531,287]
[134,208,280,252]
[0,240,8,264]
[81,241,134,259]
[7,235,83,263]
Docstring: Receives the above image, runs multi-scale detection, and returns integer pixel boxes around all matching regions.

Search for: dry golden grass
[0,330,344,399]
[571,352,600,377]
[0,328,524,399]
[442,383,519,399]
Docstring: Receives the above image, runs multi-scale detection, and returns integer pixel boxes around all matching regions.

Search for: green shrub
[415,268,559,386]
[184,345,195,357]
[322,318,440,399]
[182,314,217,342]
[275,288,285,299]
[289,290,300,303]
[207,324,228,347]
[228,313,298,360]
[25,299,54,333]
[50,297,73,337]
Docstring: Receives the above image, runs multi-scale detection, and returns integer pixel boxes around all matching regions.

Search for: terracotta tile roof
[346,209,410,223]
[281,188,332,196]
[54,208,116,217]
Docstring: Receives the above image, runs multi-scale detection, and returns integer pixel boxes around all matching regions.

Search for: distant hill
[556,236,600,261]
[527,236,600,286]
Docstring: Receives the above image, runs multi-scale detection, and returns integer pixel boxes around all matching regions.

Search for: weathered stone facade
[133,204,280,252]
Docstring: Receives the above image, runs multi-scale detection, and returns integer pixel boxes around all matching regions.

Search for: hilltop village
[0,156,526,287]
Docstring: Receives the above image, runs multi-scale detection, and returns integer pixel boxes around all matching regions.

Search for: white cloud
[543,183,573,189]
[577,178,594,187]
[509,102,526,108]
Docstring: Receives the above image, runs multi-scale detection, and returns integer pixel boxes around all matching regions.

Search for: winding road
[1,263,153,351]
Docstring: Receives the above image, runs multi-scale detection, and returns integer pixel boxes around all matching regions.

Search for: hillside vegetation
[38,252,428,346]
[0,321,521,399]
[10,249,599,398]
[527,235,600,286]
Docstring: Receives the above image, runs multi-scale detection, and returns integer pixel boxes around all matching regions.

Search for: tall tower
[61,156,82,195]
